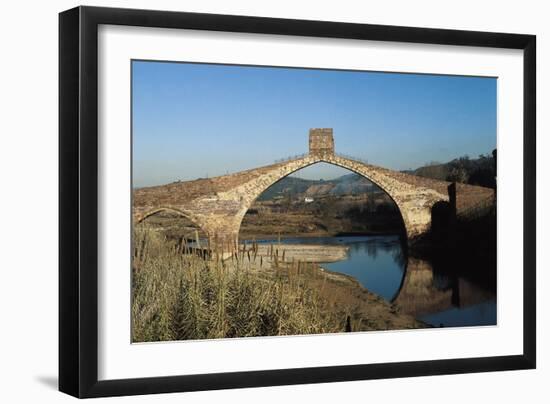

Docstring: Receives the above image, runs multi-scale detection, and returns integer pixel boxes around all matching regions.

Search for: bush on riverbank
[132,226,344,342]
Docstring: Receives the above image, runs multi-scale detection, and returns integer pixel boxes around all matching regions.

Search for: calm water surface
[256,235,496,328]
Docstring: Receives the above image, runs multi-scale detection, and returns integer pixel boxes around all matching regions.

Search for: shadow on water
[257,235,496,328]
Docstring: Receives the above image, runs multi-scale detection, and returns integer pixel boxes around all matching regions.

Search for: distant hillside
[256,177,314,201]
[257,173,378,201]
[330,173,376,195]
[412,152,496,188]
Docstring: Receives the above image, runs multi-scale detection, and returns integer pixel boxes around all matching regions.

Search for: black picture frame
[59,5,536,398]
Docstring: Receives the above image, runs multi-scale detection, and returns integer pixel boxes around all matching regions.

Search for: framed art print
[59,6,536,398]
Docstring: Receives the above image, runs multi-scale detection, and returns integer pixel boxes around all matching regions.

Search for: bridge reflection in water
[264,235,496,328]
[392,256,496,327]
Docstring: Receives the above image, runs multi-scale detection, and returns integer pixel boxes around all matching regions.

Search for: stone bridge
[133,129,494,250]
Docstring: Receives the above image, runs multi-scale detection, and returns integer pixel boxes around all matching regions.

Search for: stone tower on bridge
[309,128,334,156]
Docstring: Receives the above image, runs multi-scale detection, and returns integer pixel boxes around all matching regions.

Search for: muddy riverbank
[250,243,349,263]
[233,242,426,332]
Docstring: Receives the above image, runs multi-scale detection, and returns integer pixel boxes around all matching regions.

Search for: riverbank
[249,243,349,263]
[239,195,404,240]
[132,226,425,341]
[310,264,426,331]
[234,242,425,332]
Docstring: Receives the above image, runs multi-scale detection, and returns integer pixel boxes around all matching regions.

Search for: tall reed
[132,226,342,342]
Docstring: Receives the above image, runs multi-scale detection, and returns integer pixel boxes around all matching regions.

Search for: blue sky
[132,61,496,187]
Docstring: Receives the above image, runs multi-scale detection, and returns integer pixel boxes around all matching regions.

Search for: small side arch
[134,206,207,238]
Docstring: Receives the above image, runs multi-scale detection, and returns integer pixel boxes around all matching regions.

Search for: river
[255,235,496,328]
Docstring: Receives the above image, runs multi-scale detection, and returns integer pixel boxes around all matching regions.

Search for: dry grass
[131,226,346,342]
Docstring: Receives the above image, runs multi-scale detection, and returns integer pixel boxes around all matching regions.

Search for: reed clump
[132,226,343,342]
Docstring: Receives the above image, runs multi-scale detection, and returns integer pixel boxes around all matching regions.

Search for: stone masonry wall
[309,128,334,156]
[133,153,494,250]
